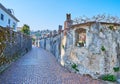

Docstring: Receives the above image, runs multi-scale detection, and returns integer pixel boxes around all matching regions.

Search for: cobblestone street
[0,46,106,84]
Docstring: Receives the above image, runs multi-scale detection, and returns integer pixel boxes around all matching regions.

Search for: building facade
[0,3,19,31]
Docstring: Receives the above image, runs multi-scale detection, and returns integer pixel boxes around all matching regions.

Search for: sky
[0,0,120,31]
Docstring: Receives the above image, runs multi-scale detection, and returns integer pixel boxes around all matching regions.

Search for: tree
[21,24,30,35]
[73,14,120,24]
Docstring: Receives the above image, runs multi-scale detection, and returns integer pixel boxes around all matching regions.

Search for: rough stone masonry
[0,27,32,72]
[62,22,120,79]
[40,14,120,79]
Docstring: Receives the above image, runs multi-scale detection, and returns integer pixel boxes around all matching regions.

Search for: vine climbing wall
[0,27,32,66]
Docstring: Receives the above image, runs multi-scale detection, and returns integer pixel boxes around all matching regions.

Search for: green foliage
[32,38,35,42]
[0,27,10,55]
[113,67,120,72]
[100,29,103,32]
[72,63,77,68]
[101,46,106,51]
[71,63,79,72]
[0,56,8,66]
[109,26,114,30]
[102,74,116,82]
[62,45,64,49]
[21,24,30,35]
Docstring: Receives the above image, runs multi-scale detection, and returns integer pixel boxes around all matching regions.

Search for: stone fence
[0,27,32,72]
[39,22,120,80]
[40,33,63,62]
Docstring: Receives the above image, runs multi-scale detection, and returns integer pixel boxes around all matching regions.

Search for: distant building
[0,3,19,31]
[52,30,57,36]
[58,25,62,34]
[17,27,22,32]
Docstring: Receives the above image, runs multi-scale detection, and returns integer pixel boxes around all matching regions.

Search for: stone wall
[0,27,32,69]
[62,22,120,79]
[40,34,62,62]
[39,22,120,79]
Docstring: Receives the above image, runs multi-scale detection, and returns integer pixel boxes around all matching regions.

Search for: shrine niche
[75,28,86,47]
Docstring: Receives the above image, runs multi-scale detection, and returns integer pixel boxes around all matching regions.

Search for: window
[1,14,4,21]
[8,19,10,24]
[13,22,16,29]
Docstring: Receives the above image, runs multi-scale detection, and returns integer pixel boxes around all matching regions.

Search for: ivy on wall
[0,27,32,66]
[0,27,11,65]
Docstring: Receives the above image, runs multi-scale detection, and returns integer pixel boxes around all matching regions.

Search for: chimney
[8,9,11,13]
[64,13,73,35]
[58,25,62,34]
[66,13,71,21]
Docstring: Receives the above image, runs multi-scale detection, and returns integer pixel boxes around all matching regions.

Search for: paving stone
[0,46,106,84]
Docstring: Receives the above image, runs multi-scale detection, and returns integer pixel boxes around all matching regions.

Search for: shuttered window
[1,14,4,21]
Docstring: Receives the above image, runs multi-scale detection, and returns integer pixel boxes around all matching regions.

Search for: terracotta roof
[72,21,120,28]
[0,3,19,22]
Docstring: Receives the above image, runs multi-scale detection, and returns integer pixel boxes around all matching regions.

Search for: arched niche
[75,28,86,47]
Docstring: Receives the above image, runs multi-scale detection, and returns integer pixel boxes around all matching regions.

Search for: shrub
[102,74,116,82]
[0,57,7,65]
[109,26,114,30]
[71,63,79,72]
[113,67,119,72]
[62,45,64,49]
[100,29,103,32]
[101,46,106,51]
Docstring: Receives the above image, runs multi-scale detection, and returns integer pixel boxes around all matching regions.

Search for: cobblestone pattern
[0,46,106,84]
